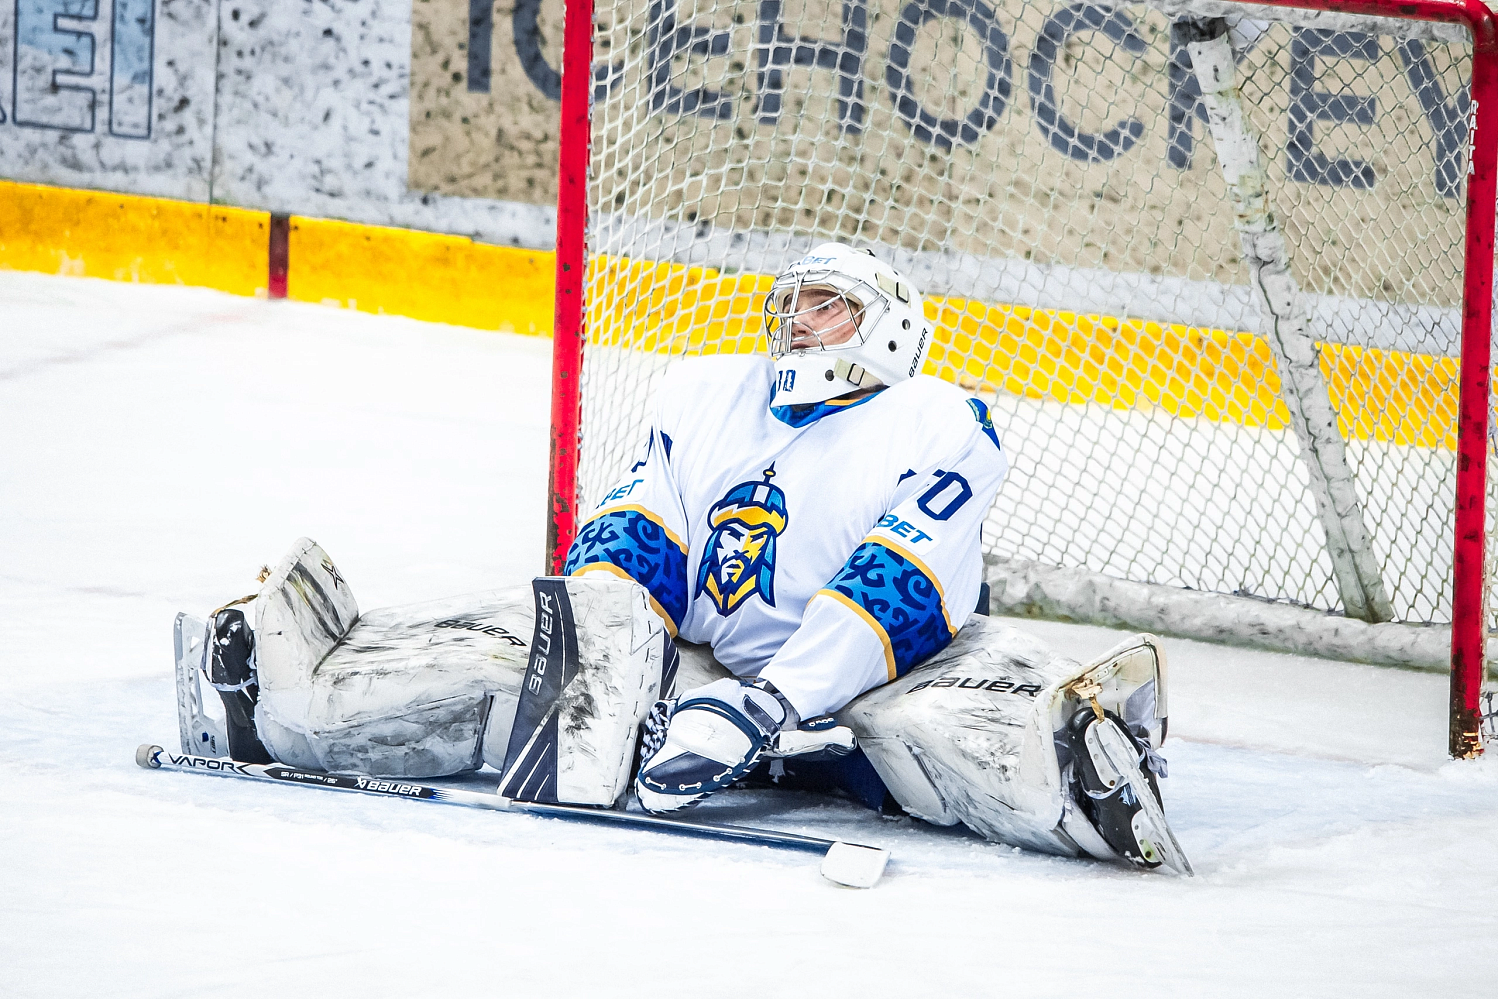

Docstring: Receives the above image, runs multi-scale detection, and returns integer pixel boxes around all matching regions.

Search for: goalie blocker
[177,538,1188,871]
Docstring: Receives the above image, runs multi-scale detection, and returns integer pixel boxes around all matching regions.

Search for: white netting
[577,0,1489,629]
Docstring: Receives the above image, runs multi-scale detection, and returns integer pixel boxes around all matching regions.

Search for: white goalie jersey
[565,354,1009,718]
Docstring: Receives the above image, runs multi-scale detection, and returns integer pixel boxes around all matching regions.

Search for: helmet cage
[764,270,890,358]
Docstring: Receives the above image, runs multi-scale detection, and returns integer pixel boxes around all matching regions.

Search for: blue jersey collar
[770,390,883,428]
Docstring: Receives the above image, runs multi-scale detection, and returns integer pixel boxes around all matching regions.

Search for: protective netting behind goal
[575,0,1491,631]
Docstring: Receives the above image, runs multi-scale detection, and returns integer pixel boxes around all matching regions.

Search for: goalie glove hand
[635,678,790,814]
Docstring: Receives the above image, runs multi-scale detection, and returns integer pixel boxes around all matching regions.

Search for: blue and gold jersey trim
[564,505,688,635]
[818,539,956,681]
[770,391,882,428]
[861,537,956,636]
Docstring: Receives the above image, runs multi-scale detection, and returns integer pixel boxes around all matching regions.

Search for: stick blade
[820,841,889,889]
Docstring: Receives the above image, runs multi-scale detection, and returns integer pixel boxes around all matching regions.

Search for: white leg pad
[252,538,534,777]
[841,619,1169,858]
[491,575,677,807]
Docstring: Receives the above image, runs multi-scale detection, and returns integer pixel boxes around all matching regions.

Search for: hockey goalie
[176,242,1191,875]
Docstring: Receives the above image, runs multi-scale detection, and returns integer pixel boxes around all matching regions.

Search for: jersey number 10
[918,470,972,521]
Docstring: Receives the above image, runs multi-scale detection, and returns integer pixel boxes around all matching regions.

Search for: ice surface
[1,272,1494,997]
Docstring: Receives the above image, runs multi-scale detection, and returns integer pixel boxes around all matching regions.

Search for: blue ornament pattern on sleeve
[565,509,689,629]
[825,541,953,675]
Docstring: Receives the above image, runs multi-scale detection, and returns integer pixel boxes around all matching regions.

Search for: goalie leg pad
[284,585,536,777]
[248,538,534,777]
[842,620,1186,869]
[491,575,678,807]
[841,619,1076,851]
[252,538,360,768]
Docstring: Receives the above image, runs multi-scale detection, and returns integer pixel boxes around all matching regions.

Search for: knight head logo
[696,466,788,616]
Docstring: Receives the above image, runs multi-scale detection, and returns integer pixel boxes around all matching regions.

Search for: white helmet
[764,242,933,410]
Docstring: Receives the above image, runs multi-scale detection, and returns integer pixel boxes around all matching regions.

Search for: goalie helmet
[764,242,933,411]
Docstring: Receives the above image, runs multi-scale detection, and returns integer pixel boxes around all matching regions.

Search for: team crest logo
[696,466,788,616]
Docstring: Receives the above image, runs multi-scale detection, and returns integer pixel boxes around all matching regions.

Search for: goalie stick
[134,744,891,889]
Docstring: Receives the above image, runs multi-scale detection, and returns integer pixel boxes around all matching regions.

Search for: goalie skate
[173,612,226,757]
[1065,707,1193,876]
[207,607,273,763]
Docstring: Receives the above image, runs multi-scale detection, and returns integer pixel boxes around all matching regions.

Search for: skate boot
[1064,705,1192,875]
[208,608,273,764]
[635,678,790,814]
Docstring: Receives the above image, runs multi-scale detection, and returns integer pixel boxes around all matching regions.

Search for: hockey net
[548,0,1498,754]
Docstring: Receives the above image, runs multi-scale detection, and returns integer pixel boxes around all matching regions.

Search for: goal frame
[545,0,1498,758]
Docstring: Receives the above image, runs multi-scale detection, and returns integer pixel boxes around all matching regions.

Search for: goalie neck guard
[765,243,933,423]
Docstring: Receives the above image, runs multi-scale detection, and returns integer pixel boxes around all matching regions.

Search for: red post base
[268,214,290,300]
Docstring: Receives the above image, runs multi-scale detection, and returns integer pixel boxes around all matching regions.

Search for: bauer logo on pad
[498,579,580,802]
[497,576,675,808]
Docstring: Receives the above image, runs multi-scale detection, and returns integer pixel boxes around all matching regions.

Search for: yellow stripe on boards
[1320,344,1462,451]
[925,298,1293,432]
[287,216,554,333]
[0,177,1471,452]
[588,254,773,355]
[584,256,1473,452]
[0,181,556,331]
[0,179,267,295]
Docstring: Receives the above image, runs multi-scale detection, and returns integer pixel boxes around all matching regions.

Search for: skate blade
[174,613,226,757]
[1092,722,1195,877]
[820,842,890,889]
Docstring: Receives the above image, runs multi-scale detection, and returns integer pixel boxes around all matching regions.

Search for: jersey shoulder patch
[882,376,1001,453]
[966,397,1003,451]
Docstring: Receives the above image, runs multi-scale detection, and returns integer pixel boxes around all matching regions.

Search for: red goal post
[547,0,1498,757]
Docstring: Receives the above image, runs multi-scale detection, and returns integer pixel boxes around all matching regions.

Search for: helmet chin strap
[770,349,888,409]
[831,358,884,391]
